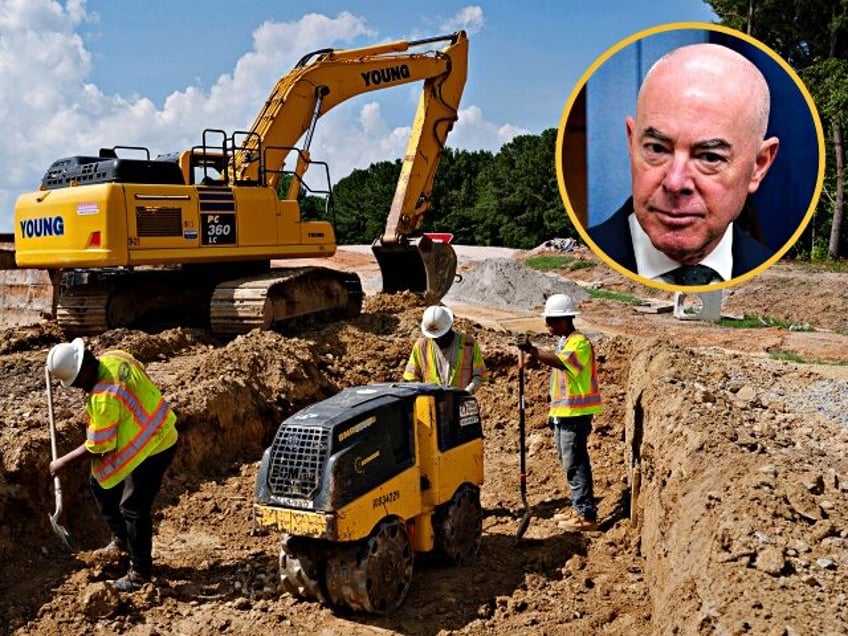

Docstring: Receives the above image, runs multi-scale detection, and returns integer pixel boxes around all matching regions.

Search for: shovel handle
[45,366,60,462]
[517,349,527,486]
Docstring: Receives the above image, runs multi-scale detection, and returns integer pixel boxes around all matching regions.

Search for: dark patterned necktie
[664,264,720,286]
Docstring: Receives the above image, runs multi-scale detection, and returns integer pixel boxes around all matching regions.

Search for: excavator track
[209,266,363,336]
[56,285,111,335]
[52,265,362,337]
[55,269,218,336]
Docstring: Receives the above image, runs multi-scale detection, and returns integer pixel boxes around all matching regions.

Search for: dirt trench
[624,344,848,634]
[1,259,848,634]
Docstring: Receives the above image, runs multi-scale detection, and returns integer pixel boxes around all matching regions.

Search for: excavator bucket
[372,234,457,302]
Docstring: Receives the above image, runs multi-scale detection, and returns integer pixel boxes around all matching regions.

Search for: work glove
[514,332,533,352]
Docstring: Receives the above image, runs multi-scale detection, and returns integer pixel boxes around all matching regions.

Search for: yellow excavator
[7,31,468,336]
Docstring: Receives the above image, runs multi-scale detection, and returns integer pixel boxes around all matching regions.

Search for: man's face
[626,58,778,265]
[545,317,570,336]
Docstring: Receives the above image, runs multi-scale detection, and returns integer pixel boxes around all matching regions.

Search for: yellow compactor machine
[254,382,484,614]
[8,32,468,335]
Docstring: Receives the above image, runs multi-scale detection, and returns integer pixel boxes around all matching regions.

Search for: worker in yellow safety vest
[515,294,602,532]
[403,305,488,394]
[47,338,178,592]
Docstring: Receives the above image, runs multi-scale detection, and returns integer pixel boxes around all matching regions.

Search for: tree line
[326,128,572,250]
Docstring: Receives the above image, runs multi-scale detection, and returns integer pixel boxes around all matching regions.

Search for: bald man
[589,43,780,286]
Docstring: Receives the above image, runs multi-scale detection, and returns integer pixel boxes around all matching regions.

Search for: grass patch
[715,315,814,331]
[585,287,643,305]
[790,258,848,274]
[525,255,595,272]
[766,349,848,366]
[767,349,807,363]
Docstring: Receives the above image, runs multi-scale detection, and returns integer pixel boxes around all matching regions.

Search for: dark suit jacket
[588,198,775,280]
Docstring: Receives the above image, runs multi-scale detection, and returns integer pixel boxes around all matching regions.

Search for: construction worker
[403,305,488,394]
[515,294,602,532]
[46,338,178,592]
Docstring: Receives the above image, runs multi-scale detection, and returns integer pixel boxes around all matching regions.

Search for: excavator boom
[233,31,468,299]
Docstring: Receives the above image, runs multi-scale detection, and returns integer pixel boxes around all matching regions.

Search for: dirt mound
[90,328,217,362]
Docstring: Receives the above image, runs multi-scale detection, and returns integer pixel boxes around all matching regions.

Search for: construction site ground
[2,244,848,635]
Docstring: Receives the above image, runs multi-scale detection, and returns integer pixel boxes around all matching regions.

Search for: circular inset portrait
[556,22,824,291]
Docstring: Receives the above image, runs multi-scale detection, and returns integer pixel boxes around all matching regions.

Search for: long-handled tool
[45,366,74,551]
[515,349,531,541]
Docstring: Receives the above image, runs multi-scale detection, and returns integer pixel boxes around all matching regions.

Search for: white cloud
[0,2,524,232]
[451,105,531,150]
[440,5,485,35]
[359,102,387,136]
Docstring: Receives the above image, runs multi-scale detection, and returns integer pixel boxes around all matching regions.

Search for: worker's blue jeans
[90,443,177,579]
[550,415,597,522]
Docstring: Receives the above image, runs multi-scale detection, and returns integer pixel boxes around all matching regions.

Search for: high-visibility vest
[548,332,602,418]
[402,331,488,388]
[84,350,178,489]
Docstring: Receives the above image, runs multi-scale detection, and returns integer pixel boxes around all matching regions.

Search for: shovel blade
[49,512,74,551]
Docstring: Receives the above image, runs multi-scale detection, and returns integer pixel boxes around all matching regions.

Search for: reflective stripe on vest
[549,332,602,417]
[403,333,483,387]
[85,351,176,488]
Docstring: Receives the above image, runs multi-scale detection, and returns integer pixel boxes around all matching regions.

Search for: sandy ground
[1,245,848,635]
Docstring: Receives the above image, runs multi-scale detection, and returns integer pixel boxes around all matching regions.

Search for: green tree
[470,129,573,248]
[331,160,401,244]
[430,147,494,244]
[329,130,568,248]
[707,0,848,258]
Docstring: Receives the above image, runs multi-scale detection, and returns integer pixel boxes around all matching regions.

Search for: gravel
[445,257,588,311]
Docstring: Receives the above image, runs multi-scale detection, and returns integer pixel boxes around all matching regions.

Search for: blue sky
[0,0,717,231]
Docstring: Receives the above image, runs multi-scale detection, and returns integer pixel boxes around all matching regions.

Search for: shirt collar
[628,213,733,282]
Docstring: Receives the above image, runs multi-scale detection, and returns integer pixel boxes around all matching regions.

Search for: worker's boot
[552,509,577,523]
[557,515,598,532]
[110,568,149,592]
[94,536,127,557]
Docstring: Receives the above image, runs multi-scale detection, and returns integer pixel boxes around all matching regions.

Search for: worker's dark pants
[90,443,177,579]
[549,415,597,522]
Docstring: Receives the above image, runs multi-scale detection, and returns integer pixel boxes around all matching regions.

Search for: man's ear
[626,116,635,147]
[747,136,779,193]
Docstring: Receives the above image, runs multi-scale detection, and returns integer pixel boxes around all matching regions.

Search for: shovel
[45,366,74,551]
[515,349,531,541]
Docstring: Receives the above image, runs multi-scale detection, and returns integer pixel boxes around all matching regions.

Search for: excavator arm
[233,31,468,300]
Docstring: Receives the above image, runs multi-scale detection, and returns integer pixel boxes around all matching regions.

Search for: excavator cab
[371,234,457,302]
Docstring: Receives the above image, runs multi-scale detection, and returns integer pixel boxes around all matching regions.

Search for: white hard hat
[541,294,579,318]
[46,338,86,387]
[421,305,454,339]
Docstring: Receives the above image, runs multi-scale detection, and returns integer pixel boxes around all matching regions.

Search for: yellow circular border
[555,21,826,294]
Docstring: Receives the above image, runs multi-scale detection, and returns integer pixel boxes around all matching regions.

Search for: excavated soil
[2,246,848,635]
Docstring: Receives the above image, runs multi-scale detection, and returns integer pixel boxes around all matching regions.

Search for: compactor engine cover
[255,382,482,523]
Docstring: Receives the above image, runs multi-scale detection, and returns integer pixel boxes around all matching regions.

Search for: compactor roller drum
[325,518,414,614]
[433,483,483,565]
[279,535,327,603]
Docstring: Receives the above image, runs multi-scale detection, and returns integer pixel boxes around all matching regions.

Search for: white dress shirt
[628,213,733,283]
